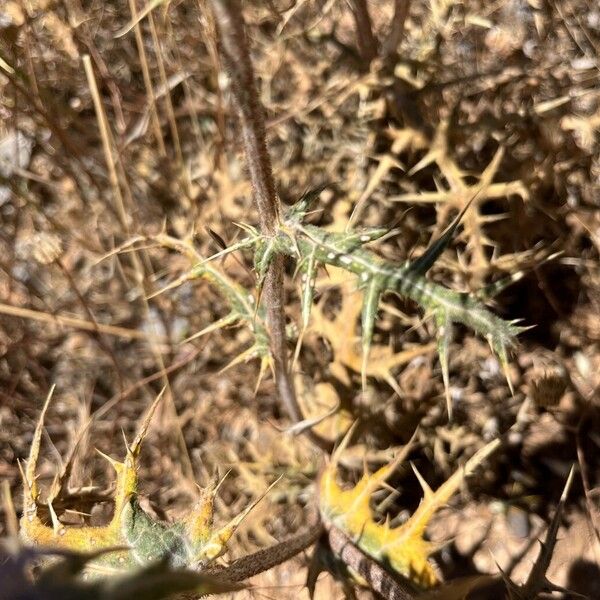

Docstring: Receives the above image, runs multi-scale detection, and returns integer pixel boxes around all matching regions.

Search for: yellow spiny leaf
[19,390,268,575]
[319,437,500,589]
[310,267,435,391]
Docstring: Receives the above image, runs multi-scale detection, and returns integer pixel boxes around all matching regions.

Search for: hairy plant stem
[208,0,331,453]
[204,518,322,583]
[326,525,417,600]
[207,0,279,235]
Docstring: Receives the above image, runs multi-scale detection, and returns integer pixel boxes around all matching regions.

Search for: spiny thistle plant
[142,232,273,392]
[19,390,274,580]
[146,185,526,419]
[20,392,504,598]
[318,431,501,590]
[263,187,525,402]
[13,2,555,599]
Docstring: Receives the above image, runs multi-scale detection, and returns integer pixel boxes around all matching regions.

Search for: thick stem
[264,254,304,422]
[327,525,418,600]
[208,0,331,451]
[204,520,322,582]
[208,0,279,234]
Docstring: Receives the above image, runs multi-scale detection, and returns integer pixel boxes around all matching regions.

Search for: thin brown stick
[383,0,412,57]
[208,0,331,452]
[128,0,167,157]
[147,10,194,199]
[1,480,19,538]
[349,0,378,65]
[201,517,420,598]
[0,302,165,341]
[201,10,420,593]
[83,54,129,230]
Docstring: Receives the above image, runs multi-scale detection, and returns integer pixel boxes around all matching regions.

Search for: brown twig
[204,518,322,583]
[208,0,332,453]
[349,0,379,65]
[207,1,279,235]
[0,302,166,341]
[326,525,418,599]
[383,0,412,57]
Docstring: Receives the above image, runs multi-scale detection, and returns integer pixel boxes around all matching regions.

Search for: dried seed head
[528,367,567,408]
